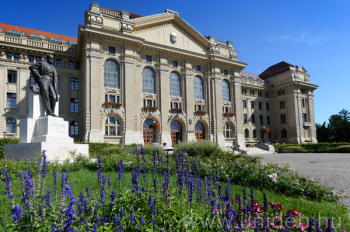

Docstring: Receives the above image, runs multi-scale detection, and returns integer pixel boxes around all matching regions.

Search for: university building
[0,2,318,148]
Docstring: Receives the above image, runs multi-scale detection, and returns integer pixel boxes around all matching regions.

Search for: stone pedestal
[5,91,88,161]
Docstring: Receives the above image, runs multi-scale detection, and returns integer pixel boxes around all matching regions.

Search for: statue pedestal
[5,91,88,161]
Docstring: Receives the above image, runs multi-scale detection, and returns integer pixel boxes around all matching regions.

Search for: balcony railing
[101,102,123,110]
[194,110,207,117]
[141,106,158,113]
[5,36,22,44]
[222,112,235,117]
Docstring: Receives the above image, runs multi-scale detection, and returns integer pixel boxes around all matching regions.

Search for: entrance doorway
[195,122,205,140]
[171,121,182,146]
[143,119,155,145]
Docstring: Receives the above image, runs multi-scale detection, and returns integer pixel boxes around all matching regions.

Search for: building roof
[103,8,143,19]
[259,61,295,79]
[0,22,77,42]
[241,72,260,79]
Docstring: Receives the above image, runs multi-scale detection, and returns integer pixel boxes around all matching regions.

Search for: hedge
[274,142,350,153]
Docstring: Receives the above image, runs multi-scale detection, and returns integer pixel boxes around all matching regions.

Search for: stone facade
[0,2,318,148]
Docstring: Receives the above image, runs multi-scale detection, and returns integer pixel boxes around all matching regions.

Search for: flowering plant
[260,128,270,133]
[170,108,181,113]
[223,112,235,117]
[104,102,123,108]
[143,106,158,111]
[149,122,160,130]
[195,110,207,115]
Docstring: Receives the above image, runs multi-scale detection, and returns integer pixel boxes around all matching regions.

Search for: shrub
[274,142,350,153]
[173,140,223,158]
[0,138,19,159]
[279,146,308,153]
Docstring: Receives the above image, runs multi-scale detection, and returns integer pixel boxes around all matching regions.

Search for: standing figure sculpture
[29,54,58,116]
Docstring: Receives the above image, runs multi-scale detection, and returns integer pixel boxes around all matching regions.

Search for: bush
[333,145,350,153]
[0,138,19,159]
[172,140,224,158]
[279,146,308,153]
[274,142,350,153]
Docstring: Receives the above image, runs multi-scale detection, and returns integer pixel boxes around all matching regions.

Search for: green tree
[328,109,350,142]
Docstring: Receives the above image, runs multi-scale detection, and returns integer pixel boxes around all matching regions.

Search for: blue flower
[11,205,23,222]
[139,214,145,229]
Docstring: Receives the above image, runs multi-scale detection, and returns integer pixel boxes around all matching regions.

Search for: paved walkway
[249,153,350,211]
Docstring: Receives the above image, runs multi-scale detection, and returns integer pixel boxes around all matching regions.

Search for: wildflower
[139,214,145,229]
[11,205,23,222]
[268,173,277,183]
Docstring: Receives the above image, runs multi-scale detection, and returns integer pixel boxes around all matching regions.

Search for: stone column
[0,64,5,136]
[185,71,196,141]
[233,79,245,148]
[84,53,104,142]
[214,77,225,147]
[159,67,172,147]
[17,67,27,117]
[308,96,317,143]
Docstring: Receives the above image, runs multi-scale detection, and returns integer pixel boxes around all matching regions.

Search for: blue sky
[1,0,349,124]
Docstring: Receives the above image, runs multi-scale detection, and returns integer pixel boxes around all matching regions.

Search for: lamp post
[3,131,7,138]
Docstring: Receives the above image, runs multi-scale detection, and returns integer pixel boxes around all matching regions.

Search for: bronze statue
[29,54,58,116]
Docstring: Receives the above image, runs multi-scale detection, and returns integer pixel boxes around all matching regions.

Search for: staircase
[243,147,275,155]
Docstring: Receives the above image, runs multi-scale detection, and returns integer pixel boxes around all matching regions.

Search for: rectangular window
[109,96,115,102]
[301,89,307,94]
[282,89,286,95]
[302,99,305,107]
[7,93,17,109]
[251,101,254,109]
[109,126,116,135]
[197,105,201,111]
[243,114,247,123]
[250,90,254,96]
[173,60,178,67]
[7,71,17,83]
[267,116,270,125]
[146,55,152,62]
[69,61,74,69]
[252,114,255,124]
[266,103,270,111]
[30,73,35,84]
[243,100,246,108]
[117,96,120,103]
[173,102,178,109]
[258,91,262,97]
[70,78,79,90]
[224,107,229,113]
[280,101,285,109]
[109,46,115,54]
[280,114,286,124]
[36,56,41,63]
[278,90,281,96]
[7,52,12,60]
[70,98,78,113]
[75,62,80,69]
[147,100,152,107]
[56,59,61,67]
[14,53,20,61]
[259,102,262,110]
[259,115,263,124]
[302,113,307,122]
[105,95,108,102]
[105,126,108,135]
[265,92,269,98]
[224,70,227,76]
[29,55,34,63]
[196,65,201,72]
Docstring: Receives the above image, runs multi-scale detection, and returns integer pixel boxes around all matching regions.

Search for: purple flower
[225,177,231,202]
[110,191,116,207]
[130,212,136,226]
[53,170,57,192]
[11,205,23,222]
[108,175,111,191]
[44,188,51,208]
[98,174,107,205]
[187,174,194,206]
[131,167,140,192]
[38,203,44,219]
[263,191,268,214]
[92,223,97,232]
[120,207,125,221]
[85,187,91,198]
[118,160,124,180]
[41,150,48,179]
[153,178,157,193]
[210,198,218,217]
[139,214,145,229]
[2,168,14,200]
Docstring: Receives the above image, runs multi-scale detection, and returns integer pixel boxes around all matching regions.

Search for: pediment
[298,66,307,73]
[132,13,210,54]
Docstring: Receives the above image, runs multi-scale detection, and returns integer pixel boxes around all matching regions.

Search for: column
[308,96,317,142]
[17,67,28,116]
[159,67,172,147]
[0,64,5,136]
[185,71,196,141]
[214,77,225,147]
[233,79,245,148]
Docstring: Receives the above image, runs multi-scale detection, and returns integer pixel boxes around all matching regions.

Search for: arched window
[195,122,204,131]
[222,80,230,102]
[70,121,78,136]
[171,120,182,145]
[105,117,121,135]
[253,129,257,138]
[194,76,204,99]
[195,122,205,140]
[142,67,156,94]
[171,121,182,131]
[170,72,181,97]
[223,123,233,138]
[143,119,153,129]
[282,129,287,138]
[244,129,249,138]
[6,118,16,133]
[104,60,120,89]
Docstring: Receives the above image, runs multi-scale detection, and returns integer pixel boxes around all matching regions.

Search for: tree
[328,109,350,142]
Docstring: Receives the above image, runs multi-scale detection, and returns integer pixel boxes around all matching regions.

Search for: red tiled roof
[259,61,295,79]
[241,72,260,79]
[0,22,77,42]
[103,8,143,18]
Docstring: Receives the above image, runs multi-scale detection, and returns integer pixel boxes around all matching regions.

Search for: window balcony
[102,102,123,110]
[194,110,207,117]
[222,112,235,117]
[303,122,312,127]
[141,106,159,113]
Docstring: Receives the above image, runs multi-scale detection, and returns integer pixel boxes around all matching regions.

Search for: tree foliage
[317,109,350,142]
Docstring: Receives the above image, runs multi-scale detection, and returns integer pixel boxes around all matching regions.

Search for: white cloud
[267,31,332,46]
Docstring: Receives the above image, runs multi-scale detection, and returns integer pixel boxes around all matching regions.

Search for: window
[7,93,17,109]
[301,89,307,94]
[259,102,262,110]
[7,71,17,83]
[7,52,12,60]
[222,80,230,102]
[196,105,202,111]
[142,67,156,94]
[266,103,270,111]
[251,101,254,109]
[29,55,34,63]
[302,113,307,122]
[251,90,254,96]
[75,62,80,70]
[280,114,286,124]
[36,56,41,63]
[30,73,35,84]
[267,116,270,125]
[258,91,262,97]
[173,102,178,109]
[57,76,60,88]
[302,99,305,107]
[243,114,247,123]
[104,59,121,89]
[69,61,74,69]
[196,65,201,72]
[14,53,20,61]
[224,70,227,76]
[109,96,115,102]
[70,78,78,90]
[194,76,204,99]
[265,93,269,98]
[6,118,16,133]
[146,55,152,62]
[117,96,120,103]
[241,89,246,94]
[170,72,181,97]
[282,129,287,138]
[109,46,115,54]
[56,59,61,67]
[268,130,271,139]
[105,117,120,135]
[244,129,249,138]
[242,100,246,108]
[252,114,255,124]
[261,131,265,139]
[223,123,233,138]
[173,60,178,67]
[70,98,78,112]
[253,129,257,139]
[282,89,286,95]
[70,121,78,136]
[259,115,263,124]
[147,100,152,107]
[280,101,285,109]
